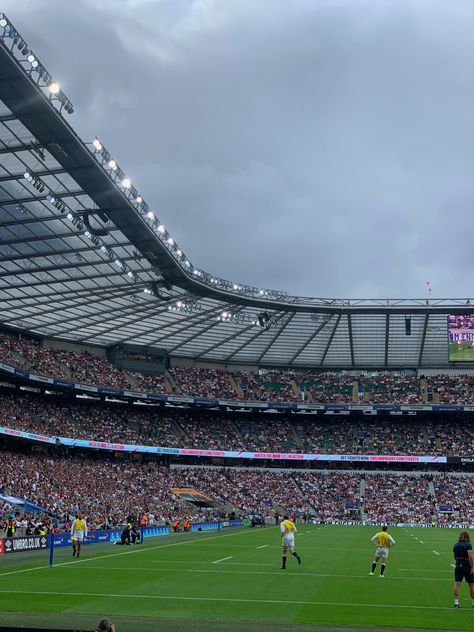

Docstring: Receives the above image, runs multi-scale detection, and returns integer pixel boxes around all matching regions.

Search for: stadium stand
[6,332,474,405]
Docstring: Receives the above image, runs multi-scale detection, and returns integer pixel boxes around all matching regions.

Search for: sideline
[69,564,454,582]
[0,527,263,578]
[0,589,463,611]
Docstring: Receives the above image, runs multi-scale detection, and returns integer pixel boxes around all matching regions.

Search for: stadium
[1,6,474,632]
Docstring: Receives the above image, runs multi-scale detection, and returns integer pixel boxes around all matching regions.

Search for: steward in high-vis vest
[5,517,16,537]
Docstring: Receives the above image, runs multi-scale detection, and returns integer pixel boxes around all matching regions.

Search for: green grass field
[449,341,474,361]
[0,525,472,632]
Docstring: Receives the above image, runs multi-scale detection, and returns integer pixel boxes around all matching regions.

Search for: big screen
[448,314,474,361]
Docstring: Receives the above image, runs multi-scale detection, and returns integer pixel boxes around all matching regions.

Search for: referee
[453,531,474,608]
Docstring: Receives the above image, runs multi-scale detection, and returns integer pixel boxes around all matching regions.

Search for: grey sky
[4,0,474,299]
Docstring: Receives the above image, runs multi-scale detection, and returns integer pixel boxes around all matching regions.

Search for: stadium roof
[0,14,470,369]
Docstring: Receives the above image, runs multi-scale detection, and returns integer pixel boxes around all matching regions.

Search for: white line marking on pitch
[63,565,454,582]
[0,590,464,611]
[419,541,424,544]
[212,556,233,564]
[0,528,254,578]
[432,550,439,555]
[257,545,268,549]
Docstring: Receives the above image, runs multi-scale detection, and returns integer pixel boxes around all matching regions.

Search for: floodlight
[167,238,174,245]
[0,19,7,27]
[23,172,30,180]
[176,249,182,256]
[92,138,102,151]
[136,196,143,204]
[100,245,107,253]
[177,301,183,308]
[127,271,133,278]
[67,213,73,220]
[84,230,91,238]
[122,178,131,188]
[147,211,154,219]
[48,81,60,95]
[108,160,117,170]
[158,224,165,233]
[27,54,35,63]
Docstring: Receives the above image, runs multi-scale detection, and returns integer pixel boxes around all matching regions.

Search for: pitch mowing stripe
[0,590,462,611]
[73,565,454,582]
[0,528,257,578]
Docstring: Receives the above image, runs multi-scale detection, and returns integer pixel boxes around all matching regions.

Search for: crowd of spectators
[5,390,474,457]
[2,447,474,525]
[433,476,474,524]
[293,472,361,520]
[6,332,474,406]
[364,475,435,523]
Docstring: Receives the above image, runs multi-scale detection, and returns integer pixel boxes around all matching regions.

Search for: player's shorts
[72,531,85,542]
[454,563,474,583]
[375,547,389,560]
[282,535,295,552]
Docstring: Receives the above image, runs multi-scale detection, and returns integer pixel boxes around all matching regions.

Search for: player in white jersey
[71,513,88,557]
[369,526,395,577]
[280,515,302,569]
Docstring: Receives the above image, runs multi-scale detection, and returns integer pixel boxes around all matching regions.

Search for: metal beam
[223,327,267,362]
[0,168,67,183]
[418,313,429,367]
[1,189,87,206]
[0,227,122,247]
[289,317,333,366]
[0,268,136,293]
[0,286,145,325]
[194,323,256,359]
[320,313,341,366]
[32,293,154,334]
[0,143,33,155]
[76,297,182,342]
[385,313,390,366]
[0,254,138,280]
[0,114,18,122]
[0,239,140,264]
[165,309,233,353]
[256,311,295,364]
[112,303,229,347]
[0,277,145,306]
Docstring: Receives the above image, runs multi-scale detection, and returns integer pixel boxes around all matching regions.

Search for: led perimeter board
[448,314,474,361]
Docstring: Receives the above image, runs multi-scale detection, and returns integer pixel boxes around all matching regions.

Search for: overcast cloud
[4,0,474,299]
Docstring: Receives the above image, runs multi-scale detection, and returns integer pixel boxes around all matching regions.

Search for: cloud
[4,0,474,298]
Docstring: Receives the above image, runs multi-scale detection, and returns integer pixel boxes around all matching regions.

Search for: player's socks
[292,551,301,565]
[281,556,286,569]
[454,599,459,608]
[380,564,386,577]
[371,562,376,574]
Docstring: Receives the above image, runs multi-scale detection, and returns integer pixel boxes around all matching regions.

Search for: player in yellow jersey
[369,525,395,577]
[71,513,88,558]
[280,514,302,569]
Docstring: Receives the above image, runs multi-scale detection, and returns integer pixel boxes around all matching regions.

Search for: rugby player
[71,513,88,558]
[280,514,302,569]
[369,525,395,578]
[453,531,474,608]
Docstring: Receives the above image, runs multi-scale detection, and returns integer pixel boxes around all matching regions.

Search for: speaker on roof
[405,317,411,336]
